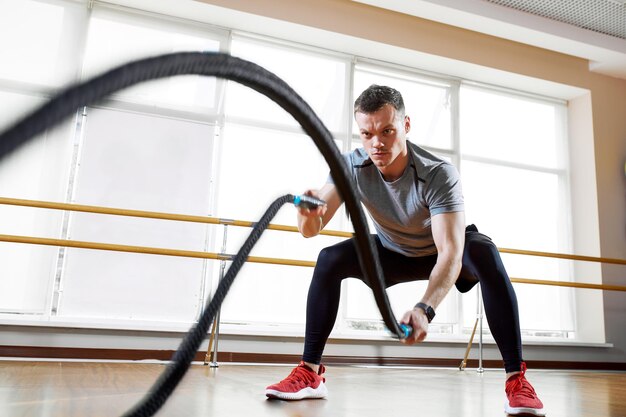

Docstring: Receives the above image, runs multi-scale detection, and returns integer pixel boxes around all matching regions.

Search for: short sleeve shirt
[329,141,464,257]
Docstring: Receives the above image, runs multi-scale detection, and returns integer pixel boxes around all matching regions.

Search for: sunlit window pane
[0,90,74,315]
[216,123,341,327]
[0,90,47,132]
[220,263,310,326]
[354,67,453,149]
[59,108,217,322]
[215,123,335,222]
[0,0,82,86]
[226,37,348,132]
[461,132,572,335]
[82,7,221,113]
[219,228,342,327]
[461,86,561,169]
[462,161,562,251]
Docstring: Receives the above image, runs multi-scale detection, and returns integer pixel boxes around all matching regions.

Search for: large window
[459,85,573,337]
[82,6,223,116]
[0,1,229,326]
[216,40,573,342]
[217,36,349,331]
[0,0,88,314]
[0,1,578,342]
[59,4,227,325]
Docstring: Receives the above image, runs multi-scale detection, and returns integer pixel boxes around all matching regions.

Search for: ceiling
[486,0,626,40]
[353,0,626,79]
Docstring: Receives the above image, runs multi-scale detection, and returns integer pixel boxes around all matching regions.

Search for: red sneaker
[505,362,546,416]
[265,361,328,400]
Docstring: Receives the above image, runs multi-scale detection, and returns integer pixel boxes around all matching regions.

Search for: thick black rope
[0,52,405,416]
[123,193,293,417]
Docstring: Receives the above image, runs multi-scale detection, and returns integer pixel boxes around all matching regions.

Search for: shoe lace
[282,365,317,387]
[507,372,537,400]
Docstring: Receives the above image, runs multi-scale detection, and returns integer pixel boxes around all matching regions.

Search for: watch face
[415,303,435,323]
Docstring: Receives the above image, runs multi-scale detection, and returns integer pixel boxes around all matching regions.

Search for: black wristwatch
[414,302,435,323]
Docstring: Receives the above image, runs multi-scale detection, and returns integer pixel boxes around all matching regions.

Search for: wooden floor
[1,360,625,417]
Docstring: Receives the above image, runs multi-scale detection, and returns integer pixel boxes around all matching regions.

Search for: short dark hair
[354,85,405,117]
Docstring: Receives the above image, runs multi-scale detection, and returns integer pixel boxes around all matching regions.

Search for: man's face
[355,104,410,172]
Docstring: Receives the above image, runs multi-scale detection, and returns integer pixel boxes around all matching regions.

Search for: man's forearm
[420,254,462,309]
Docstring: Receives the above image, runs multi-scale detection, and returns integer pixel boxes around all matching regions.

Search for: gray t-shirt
[329,141,464,257]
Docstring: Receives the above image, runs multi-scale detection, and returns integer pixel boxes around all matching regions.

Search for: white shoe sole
[505,402,546,416]
[266,382,328,400]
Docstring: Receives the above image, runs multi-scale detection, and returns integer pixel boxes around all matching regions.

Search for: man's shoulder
[407,141,444,164]
[408,141,456,180]
[346,148,373,169]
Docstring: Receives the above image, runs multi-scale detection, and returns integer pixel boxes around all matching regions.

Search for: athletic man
[265,85,545,416]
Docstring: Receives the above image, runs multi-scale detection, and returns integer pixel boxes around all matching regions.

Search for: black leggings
[302,225,523,373]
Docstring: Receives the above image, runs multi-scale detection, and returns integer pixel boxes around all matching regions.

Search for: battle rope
[125,193,293,416]
[0,52,406,416]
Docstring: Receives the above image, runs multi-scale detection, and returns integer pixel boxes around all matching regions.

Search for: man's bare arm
[420,211,466,309]
[401,211,465,344]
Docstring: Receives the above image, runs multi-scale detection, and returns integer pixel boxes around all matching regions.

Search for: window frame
[0,0,589,345]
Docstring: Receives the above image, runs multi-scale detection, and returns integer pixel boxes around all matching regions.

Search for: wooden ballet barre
[0,196,623,265]
[0,233,623,292]
[498,247,626,266]
[0,234,316,268]
[0,196,352,238]
[509,277,626,292]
